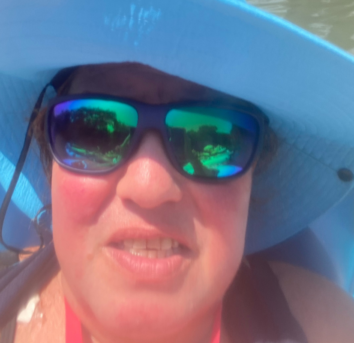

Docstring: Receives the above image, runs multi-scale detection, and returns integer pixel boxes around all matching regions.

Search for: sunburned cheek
[52,164,114,225]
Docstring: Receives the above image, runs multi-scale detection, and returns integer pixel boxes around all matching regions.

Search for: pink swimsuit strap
[65,299,83,343]
[65,298,221,343]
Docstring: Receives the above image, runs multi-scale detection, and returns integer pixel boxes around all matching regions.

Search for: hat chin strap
[0,84,49,254]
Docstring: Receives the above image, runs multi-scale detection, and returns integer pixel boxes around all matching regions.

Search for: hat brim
[0,0,353,253]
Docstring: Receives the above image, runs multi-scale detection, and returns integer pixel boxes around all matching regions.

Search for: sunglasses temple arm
[0,85,49,254]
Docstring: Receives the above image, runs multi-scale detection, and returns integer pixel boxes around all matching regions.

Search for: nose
[116,133,183,208]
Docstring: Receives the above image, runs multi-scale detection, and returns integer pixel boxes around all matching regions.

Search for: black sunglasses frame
[45,93,269,183]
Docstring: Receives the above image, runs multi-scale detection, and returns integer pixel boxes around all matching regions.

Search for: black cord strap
[0,85,49,254]
[0,66,78,254]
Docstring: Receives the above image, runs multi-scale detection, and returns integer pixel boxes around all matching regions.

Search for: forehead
[68,63,237,105]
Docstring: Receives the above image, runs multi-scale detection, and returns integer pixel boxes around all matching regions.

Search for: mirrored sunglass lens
[50,99,138,171]
[166,108,259,178]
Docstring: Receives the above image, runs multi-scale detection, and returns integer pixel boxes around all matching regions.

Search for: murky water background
[248,0,354,54]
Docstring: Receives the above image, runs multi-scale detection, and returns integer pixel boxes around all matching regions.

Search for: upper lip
[106,227,193,251]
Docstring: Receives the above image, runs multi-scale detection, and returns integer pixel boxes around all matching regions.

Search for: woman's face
[52,63,253,342]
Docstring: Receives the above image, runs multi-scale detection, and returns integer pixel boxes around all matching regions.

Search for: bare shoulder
[269,261,354,343]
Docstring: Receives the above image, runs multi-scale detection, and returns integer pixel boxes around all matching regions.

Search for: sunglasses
[45,94,268,181]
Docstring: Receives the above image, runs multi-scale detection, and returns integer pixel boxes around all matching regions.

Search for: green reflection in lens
[166,109,232,133]
[55,99,138,127]
[167,108,248,178]
[54,99,138,170]
[183,162,195,175]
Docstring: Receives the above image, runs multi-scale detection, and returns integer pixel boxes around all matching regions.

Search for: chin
[92,299,200,341]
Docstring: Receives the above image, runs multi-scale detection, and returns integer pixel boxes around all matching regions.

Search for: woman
[0,1,354,343]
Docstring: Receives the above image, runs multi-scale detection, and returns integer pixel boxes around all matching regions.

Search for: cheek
[190,173,252,284]
[51,162,117,273]
[51,163,115,226]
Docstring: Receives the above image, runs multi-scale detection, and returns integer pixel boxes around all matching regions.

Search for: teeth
[161,238,172,250]
[147,238,160,249]
[157,250,166,259]
[148,250,157,259]
[121,238,180,259]
[133,239,146,249]
[123,239,134,248]
[136,250,148,258]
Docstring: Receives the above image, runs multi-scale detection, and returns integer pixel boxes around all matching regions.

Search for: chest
[15,275,65,343]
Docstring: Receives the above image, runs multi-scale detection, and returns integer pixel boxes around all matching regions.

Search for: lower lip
[104,247,188,282]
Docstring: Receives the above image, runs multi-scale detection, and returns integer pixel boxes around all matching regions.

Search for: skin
[51,63,253,343]
[12,63,354,343]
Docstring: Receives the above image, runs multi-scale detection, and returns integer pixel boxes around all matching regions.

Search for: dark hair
[32,65,278,183]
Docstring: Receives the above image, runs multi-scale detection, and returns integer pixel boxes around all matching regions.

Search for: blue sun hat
[0,0,353,254]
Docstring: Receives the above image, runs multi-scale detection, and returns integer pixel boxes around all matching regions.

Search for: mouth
[104,233,192,282]
[109,237,185,259]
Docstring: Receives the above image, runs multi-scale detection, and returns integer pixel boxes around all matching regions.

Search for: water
[248,0,354,54]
